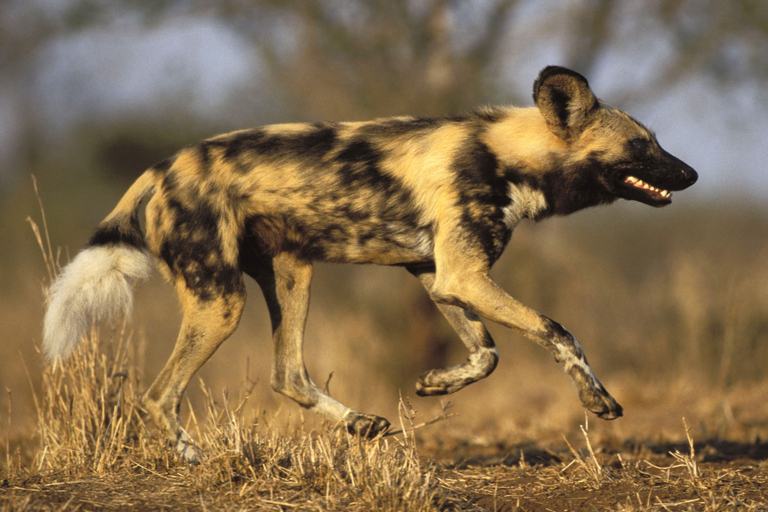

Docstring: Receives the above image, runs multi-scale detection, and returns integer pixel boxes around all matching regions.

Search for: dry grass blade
[27,174,59,285]
[385,395,456,439]
[4,387,11,473]
[669,417,701,483]
[654,496,702,510]
[562,417,604,486]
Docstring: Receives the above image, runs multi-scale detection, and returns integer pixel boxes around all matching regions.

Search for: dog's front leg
[406,265,499,396]
[430,259,622,420]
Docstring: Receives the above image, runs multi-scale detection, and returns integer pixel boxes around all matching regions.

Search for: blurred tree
[3,0,767,151]
[235,0,520,119]
[233,0,768,115]
[654,0,768,87]
[558,0,768,101]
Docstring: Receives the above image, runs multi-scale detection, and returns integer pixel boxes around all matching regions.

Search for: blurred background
[1,0,767,445]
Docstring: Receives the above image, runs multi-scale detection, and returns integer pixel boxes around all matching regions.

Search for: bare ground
[3,436,768,511]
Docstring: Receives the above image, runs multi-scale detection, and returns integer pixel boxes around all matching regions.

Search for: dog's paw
[344,413,391,438]
[583,389,623,420]
[175,437,202,465]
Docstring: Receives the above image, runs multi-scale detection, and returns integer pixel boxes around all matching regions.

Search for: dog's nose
[683,166,698,186]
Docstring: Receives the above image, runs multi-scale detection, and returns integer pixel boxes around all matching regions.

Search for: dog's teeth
[625,175,672,199]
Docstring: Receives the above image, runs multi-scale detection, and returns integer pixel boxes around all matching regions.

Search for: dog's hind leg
[143,277,246,463]
[246,252,390,437]
[407,265,499,396]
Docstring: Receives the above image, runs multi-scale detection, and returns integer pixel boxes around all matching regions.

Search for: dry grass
[3,332,768,511]
[3,328,449,511]
[3,329,768,511]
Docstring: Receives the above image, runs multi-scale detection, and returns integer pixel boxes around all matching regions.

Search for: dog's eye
[628,138,648,155]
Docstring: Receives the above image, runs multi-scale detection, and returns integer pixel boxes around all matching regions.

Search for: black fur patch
[541,159,617,216]
[452,139,512,262]
[152,156,176,174]
[87,216,145,250]
[471,108,506,124]
[504,159,616,219]
[218,126,338,165]
[360,116,461,138]
[540,316,587,361]
[336,139,389,188]
[549,88,571,129]
[333,138,422,227]
[160,198,243,301]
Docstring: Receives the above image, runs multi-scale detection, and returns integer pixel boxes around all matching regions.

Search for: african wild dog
[43,66,697,462]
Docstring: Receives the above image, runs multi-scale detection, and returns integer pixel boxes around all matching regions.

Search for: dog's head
[533,66,697,208]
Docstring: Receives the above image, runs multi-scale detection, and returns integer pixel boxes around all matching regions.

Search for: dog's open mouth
[623,175,671,201]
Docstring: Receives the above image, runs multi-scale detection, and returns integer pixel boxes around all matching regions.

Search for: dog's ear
[533,66,598,141]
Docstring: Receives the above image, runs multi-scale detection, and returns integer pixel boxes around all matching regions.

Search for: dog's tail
[43,170,160,362]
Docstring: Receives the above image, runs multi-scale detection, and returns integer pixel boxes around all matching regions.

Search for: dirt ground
[429,437,768,511]
[3,432,768,511]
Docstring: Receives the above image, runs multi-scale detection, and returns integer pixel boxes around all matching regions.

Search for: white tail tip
[42,245,153,361]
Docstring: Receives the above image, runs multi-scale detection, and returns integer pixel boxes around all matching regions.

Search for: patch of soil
[430,439,768,511]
